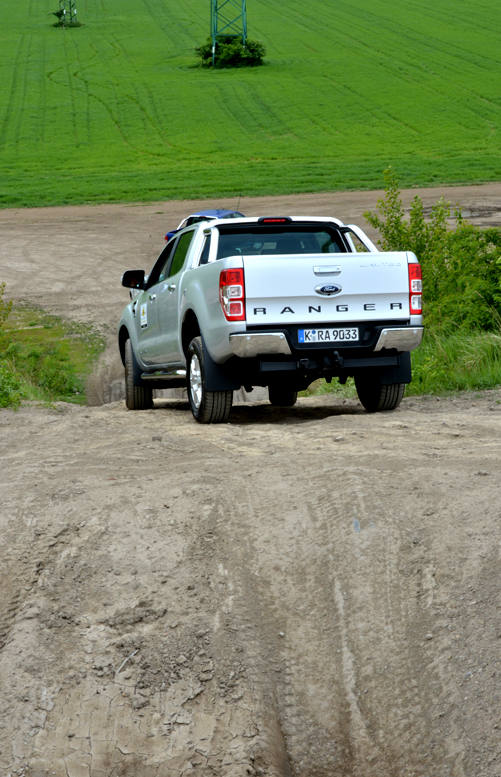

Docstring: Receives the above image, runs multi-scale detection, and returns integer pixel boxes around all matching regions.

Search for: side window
[146,240,177,288]
[199,234,211,265]
[168,230,195,277]
[157,241,177,282]
[347,231,370,253]
[317,232,346,253]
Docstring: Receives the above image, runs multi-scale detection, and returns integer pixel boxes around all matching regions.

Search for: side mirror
[122,270,145,289]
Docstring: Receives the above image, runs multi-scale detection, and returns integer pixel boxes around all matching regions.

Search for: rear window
[216,226,347,259]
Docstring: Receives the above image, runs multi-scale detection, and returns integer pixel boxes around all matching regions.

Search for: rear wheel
[124,339,153,410]
[268,385,298,407]
[187,337,233,424]
[355,375,405,413]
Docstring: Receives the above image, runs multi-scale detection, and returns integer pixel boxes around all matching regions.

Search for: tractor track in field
[0,186,501,776]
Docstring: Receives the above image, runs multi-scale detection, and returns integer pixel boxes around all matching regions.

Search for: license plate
[298,327,359,343]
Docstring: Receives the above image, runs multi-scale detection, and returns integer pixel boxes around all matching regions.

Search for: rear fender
[182,260,245,364]
[118,306,143,369]
[202,335,241,392]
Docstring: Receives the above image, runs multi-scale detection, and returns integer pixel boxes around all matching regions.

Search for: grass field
[1,0,500,207]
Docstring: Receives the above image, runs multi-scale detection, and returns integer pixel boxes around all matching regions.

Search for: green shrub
[364,168,501,332]
[0,365,21,409]
[38,351,81,398]
[195,37,266,68]
[303,167,501,399]
[52,21,82,28]
[0,282,13,359]
[0,282,12,324]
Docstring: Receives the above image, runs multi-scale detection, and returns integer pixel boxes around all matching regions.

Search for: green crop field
[1,0,500,207]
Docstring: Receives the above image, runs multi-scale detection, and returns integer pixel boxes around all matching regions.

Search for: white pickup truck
[118,216,423,423]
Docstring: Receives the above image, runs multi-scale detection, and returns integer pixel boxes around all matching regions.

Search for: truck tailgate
[242,252,411,325]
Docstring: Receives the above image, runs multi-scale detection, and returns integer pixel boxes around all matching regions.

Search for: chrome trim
[189,354,202,409]
[313,265,341,275]
[315,283,342,296]
[141,368,187,381]
[374,327,424,352]
[229,333,292,358]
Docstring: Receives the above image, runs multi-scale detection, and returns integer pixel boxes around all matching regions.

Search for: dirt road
[1,186,501,777]
[1,392,501,777]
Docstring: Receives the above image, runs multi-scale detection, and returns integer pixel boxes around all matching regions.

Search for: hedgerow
[364,168,501,332]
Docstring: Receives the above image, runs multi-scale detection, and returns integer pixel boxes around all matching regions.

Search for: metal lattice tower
[51,0,78,24]
[211,0,247,64]
[67,0,77,24]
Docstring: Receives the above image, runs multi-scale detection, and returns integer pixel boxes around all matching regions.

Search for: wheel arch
[181,309,201,359]
[118,325,130,366]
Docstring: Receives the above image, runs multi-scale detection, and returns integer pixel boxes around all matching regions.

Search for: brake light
[220,269,245,321]
[408,263,422,314]
[258,217,292,224]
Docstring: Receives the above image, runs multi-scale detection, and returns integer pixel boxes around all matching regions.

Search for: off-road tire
[187,337,233,424]
[268,386,298,407]
[355,376,405,413]
[124,339,153,410]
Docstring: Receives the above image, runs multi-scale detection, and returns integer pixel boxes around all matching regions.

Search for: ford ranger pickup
[118,216,423,423]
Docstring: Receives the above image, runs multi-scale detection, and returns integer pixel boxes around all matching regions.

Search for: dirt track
[1,186,501,777]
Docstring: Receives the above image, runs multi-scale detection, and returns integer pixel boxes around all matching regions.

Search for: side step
[141,368,186,382]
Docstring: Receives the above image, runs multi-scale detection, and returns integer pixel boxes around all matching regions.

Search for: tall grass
[1,0,501,207]
[409,330,501,395]
[0,294,105,408]
[301,330,501,401]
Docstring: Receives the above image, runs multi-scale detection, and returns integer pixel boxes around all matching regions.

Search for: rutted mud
[1,186,501,776]
[1,393,500,777]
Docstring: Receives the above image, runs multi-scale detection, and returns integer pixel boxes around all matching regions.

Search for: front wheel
[124,339,153,410]
[268,385,298,407]
[355,376,405,413]
[187,337,233,424]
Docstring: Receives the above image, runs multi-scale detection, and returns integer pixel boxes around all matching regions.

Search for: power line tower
[211,0,247,65]
[67,0,78,24]
[50,0,78,25]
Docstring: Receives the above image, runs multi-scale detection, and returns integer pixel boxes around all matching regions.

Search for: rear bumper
[229,332,292,357]
[229,325,424,358]
[374,327,424,352]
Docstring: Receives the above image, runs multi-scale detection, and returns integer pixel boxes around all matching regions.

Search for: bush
[38,352,80,398]
[0,282,12,356]
[0,282,12,325]
[364,168,501,332]
[195,37,266,68]
[0,365,21,409]
[52,21,82,28]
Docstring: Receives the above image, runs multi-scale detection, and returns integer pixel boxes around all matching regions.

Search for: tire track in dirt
[167,470,295,776]
[213,425,474,777]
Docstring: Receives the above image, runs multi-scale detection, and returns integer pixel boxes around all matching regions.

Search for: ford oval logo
[315,283,342,296]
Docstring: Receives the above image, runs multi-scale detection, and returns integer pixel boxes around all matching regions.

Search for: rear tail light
[220,269,246,321]
[408,263,422,314]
